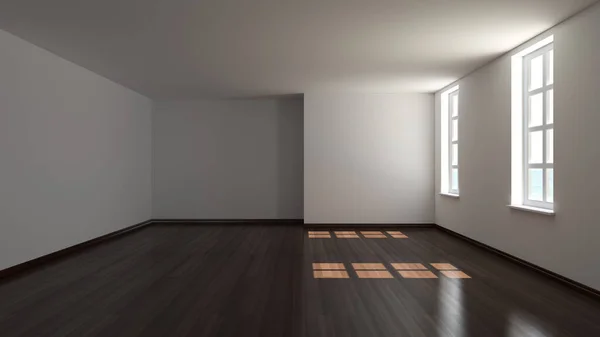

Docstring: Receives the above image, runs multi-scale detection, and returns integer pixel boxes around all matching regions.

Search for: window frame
[448,89,460,195]
[522,43,554,210]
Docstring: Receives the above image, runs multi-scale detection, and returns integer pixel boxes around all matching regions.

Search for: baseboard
[11,220,595,299]
[435,224,600,299]
[0,219,152,283]
[305,223,435,229]
[152,219,304,225]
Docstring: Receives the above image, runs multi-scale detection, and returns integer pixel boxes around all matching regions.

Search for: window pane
[451,169,459,191]
[529,93,543,127]
[547,89,554,124]
[529,131,543,164]
[452,95,459,117]
[452,119,458,141]
[528,169,544,201]
[546,129,554,164]
[530,54,544,91]
[547,169,554,203]
[547,50,554,85]
[452,144,458,166]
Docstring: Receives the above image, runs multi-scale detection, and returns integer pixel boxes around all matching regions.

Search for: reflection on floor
[308,231,331,238]
[334,231,360,239]
[304,227,600,337]
[312,262,471,279]
[352,263,394,278]
[313,262,349,279]
[394,263,439,279]
[308,230,408,239]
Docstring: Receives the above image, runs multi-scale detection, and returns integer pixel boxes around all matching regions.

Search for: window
[523,45,553,208]
[441,85,460,196]
[448,90,460,194]
[511,36,554,212]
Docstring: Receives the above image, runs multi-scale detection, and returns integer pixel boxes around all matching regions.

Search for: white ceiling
[0,0,597,99]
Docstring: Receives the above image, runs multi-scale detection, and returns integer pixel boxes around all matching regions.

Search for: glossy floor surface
[1,224,600,336]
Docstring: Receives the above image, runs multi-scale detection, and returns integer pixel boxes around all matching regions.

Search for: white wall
[153,98,304,219]
[435,2,600,290]
[0,30,153,270]
[304,93,434,224]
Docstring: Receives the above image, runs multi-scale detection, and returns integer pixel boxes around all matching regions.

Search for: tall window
[523,44,553,209]
[441,85,459,196]
[448,90,459,194]
[511,36,554,212]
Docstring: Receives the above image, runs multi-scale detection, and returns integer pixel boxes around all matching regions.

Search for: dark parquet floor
[1,224,599,337]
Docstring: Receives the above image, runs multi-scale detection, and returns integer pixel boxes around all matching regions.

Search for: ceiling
[0,0,597,99]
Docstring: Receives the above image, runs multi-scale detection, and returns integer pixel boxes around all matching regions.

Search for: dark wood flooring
[1,224,599,336]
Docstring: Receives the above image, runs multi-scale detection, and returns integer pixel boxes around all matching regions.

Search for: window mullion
[527,87,545,96]
[449,143,453,192]
[542,50,549,202]
[528,125,546,132]
[449,104,453,191]
[449,93,454,193]
[523,57,530,204]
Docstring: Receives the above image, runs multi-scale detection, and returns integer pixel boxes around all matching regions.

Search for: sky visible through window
[529,169,543,201]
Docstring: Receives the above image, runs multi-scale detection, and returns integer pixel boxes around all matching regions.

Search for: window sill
[440,193,460,199]
[508,204,555,216]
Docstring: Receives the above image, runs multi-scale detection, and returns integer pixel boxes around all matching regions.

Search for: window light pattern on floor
[392,263,437,278]
[308,231,331,238]
[387,231,408,238]
[440,270,471,279]
[361,231,387,238]
[352,263,393,278]
[313,263,349,278]
[334,231,360,238]
[432,263,471,278]
[306,230,408,239]
[312,262,471,279]
[430,263,458,270]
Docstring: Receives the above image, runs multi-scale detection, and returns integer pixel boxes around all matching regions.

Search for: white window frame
[510,35,554,213]
[448,90,460,195]
[440,85,460,196]
[522,44,553,209]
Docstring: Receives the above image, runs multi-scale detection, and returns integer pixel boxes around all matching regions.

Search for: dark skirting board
[0,219,152,283]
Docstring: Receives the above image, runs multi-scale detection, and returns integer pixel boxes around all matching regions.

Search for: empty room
[1,0,600,336]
